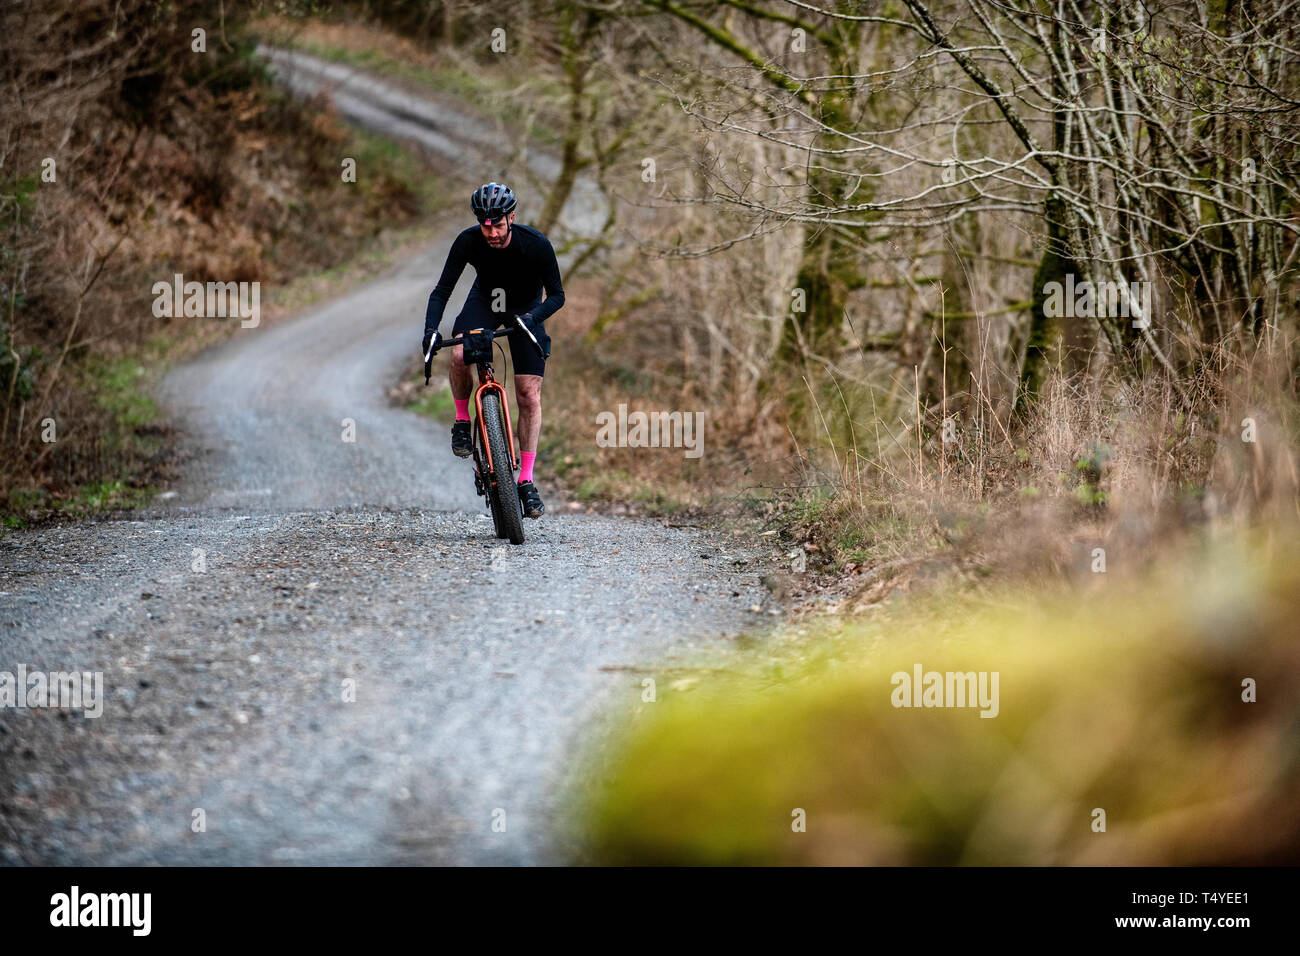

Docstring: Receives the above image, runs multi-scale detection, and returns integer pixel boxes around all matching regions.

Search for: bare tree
[640,0,1300,410]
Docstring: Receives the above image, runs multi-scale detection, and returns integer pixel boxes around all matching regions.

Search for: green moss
[572,534,1300,864]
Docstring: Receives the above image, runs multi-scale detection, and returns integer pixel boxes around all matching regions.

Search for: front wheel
[480,390,524,545]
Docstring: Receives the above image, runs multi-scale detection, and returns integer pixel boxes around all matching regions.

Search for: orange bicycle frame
[473,374,519,477]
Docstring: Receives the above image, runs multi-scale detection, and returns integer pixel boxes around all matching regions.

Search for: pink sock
[519,452,536,483]
[454,398,470,421]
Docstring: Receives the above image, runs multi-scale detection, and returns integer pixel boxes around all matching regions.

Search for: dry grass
[765,331,1300,614]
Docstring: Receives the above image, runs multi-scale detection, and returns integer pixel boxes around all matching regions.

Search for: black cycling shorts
[451,289,551,377]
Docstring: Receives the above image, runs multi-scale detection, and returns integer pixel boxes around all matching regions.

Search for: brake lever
[513,315,545,358]
[422,330,441,385]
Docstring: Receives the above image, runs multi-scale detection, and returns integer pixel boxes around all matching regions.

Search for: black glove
[421,328,436,355]
[516,312,539,336]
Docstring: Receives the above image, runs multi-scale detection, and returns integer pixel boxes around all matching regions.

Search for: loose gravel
[0,55,776,865]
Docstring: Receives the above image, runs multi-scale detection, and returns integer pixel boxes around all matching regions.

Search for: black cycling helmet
[470,182,517,223]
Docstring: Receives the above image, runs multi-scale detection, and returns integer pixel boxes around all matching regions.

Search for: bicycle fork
[472,378,519,489]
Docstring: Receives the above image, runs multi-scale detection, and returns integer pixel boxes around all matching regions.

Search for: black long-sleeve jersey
[423,223,565,333]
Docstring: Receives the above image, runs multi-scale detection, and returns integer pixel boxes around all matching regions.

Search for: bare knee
[515,378,542,415]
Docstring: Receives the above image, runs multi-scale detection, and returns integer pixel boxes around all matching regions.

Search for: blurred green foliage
[574,533,1300,864]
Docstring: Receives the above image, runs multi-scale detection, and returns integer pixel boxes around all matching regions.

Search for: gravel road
[0,52,774,865]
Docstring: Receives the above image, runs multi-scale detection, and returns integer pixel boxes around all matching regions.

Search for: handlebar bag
[461,328,495,366]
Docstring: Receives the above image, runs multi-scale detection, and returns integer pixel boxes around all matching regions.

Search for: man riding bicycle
[422,182,565,518]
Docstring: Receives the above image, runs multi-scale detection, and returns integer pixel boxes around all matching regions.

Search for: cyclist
[422,182,565,519]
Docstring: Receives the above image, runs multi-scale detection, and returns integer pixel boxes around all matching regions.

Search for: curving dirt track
[0,51,772,865]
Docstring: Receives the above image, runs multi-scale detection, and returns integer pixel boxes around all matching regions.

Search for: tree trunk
[1017,193,1073,411]
[535,10,597,235]
[1016,20,1074,412]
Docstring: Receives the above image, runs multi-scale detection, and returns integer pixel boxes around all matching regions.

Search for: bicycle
[423,315,544,545]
